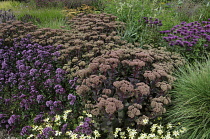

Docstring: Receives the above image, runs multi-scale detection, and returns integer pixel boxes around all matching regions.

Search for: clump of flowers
[112,122,187,139]
[75,47,185,137]
[160,19,210,61]
[23,110,100,139]
[0,36,81,135]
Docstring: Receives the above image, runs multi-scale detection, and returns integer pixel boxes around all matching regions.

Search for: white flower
[172,130,180,137]
[167,123,173,129]
[63,114,68,121]
[55,115,61,122]
[148,133,156,138]
[138,133,147,139]
[43,118,50,122]
[79,134,86,139]
[128,129,137,139]
[157,129,163,135]
[142,118,149,125]
[86,113,92,118]
[66,131,73,136]
[79,122,84,126]
[55,121,62,126]
[179,127,187,133]
[64,109,72,114]
[26,134,34,139]
[71,133,78,139]
[94,130,101,138]
[151,124,158,132]
[32,125,39,131]
[55,131,62,136]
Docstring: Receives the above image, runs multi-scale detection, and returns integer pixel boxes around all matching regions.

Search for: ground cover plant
[0,0,210,138]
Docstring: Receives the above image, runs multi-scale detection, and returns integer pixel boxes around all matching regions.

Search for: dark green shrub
[166,59,210,139]
[75,47,185,138]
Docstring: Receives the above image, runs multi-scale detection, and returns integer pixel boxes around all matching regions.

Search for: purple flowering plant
[160,19,210,61]
[0,36,83,136]
[136,17,163,46]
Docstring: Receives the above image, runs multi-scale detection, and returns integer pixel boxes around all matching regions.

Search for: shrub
[166,58,210,139]
[0,9,16,24]
[75,47,185,138]
[0,36,82,136]
[160,19,210,62]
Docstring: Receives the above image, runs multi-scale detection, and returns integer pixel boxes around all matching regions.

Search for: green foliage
[166,58,210,139]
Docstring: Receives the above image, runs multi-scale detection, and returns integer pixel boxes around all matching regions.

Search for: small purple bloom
[61,123,68,133]
[8,115,20,125]
[37,95,44,104]
[42,127,55,138]
[20,126,32,136]
[46,100,53,107]
[68,94,76,105]
[53,101,61,107]
[34,114,43,123]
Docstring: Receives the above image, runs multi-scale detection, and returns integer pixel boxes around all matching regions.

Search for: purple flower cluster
[0,36,79,134]
[20,126,32,136]
[73,117,93,135]
[139,17,163,27]
[68,94,76,105]
[160,19,210,60]
[8,115,20,126]
[37,127,55,138]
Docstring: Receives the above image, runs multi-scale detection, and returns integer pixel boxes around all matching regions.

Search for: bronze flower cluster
[75,47,185,133]
[59,13,137,78]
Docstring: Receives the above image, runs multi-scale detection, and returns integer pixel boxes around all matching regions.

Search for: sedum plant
[166,58,210,139]
[75,47,185,138]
